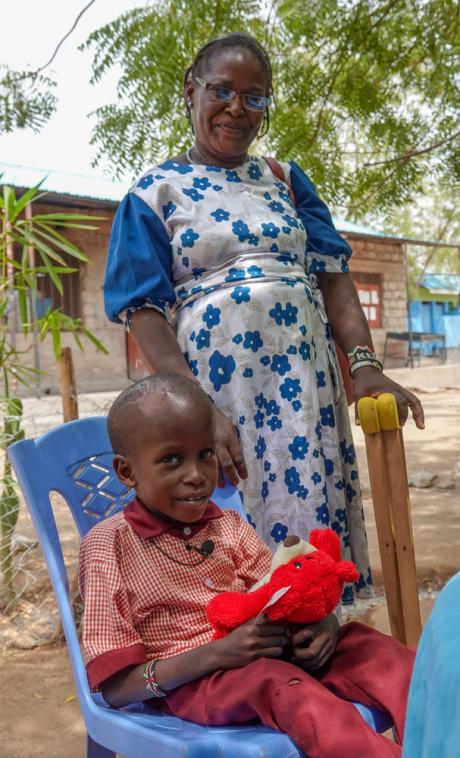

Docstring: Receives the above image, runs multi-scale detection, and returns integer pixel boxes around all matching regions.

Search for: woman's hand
[214,406,248,486]
[214,615,289,670]
[316,273,425,430]
[290,613,340,671]
[352,367,425,429]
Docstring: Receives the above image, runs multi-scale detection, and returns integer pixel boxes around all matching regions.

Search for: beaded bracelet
[346,344,375,365]
[143,659,167,698]
[347,344,383,377]
[349,358,383,377]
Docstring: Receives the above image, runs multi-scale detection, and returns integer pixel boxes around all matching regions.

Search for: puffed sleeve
[79,537,147,689]
[289,161,352,274]
[104,192,176,323]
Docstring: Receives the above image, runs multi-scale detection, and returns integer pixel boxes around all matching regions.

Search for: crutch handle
[358,393,401,433]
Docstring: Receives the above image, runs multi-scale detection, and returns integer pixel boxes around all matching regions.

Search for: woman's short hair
[184,32,273,135]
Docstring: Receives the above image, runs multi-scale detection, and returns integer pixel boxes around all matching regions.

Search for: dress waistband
[172,252,310,313]
[171,258,342,403]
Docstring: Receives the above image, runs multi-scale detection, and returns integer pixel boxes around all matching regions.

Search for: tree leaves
[0,67,57,134]
[84,0,460,215]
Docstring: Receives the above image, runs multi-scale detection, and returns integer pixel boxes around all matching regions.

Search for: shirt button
[183,527,192,536]
[204,577,214,588]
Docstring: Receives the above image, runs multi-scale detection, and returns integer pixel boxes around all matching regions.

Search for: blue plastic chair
[8,416,392,758]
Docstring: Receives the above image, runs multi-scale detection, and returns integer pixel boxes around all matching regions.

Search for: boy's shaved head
[108,373,213,457]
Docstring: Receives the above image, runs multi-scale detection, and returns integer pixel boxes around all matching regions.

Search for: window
[352,273,382,328]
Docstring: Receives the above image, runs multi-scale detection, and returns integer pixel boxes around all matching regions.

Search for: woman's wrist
[346,344,383,377]
[351,363,384,375]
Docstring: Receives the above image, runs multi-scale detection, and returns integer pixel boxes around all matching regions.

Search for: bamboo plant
[0,182,108,610]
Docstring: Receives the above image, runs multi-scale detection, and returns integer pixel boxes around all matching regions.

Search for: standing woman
[104,33,423,603]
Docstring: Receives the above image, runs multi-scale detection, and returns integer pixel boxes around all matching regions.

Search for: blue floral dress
[104,155,372,602]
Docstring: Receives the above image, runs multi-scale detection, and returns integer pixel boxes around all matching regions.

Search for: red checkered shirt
[79,498,272,688]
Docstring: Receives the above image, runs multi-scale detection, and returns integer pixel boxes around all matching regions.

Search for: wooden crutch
[358,393,422,648]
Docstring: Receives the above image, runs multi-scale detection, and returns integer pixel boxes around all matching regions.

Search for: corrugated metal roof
[0,161,124,203]
[421,274,460,294]
[332,217,387,237]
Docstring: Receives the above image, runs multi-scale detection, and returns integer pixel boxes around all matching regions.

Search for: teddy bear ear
[336,560,360,583]
[308,529,341,562]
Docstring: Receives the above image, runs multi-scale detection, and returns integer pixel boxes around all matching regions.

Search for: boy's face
[114,395,218,524]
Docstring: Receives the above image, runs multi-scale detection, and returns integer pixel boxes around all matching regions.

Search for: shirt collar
[124,496,224,540]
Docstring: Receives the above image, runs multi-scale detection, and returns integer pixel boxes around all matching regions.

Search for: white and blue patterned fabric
[104,155,372,602]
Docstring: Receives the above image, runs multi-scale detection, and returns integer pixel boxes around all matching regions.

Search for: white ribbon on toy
[255,585,291,623]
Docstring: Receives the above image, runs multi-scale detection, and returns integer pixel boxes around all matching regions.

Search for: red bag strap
[264,157,296,206]
[264,157,354,406]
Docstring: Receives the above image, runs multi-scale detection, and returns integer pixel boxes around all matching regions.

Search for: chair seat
[92,693,303,757]
[92,694,391,757]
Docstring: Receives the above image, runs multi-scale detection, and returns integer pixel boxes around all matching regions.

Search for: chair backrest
[7,417,119,713]
[13,416,134,540]
[7,416,245,716]
[9,415,245,538]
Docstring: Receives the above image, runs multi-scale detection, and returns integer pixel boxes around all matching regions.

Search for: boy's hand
[215,614,289,669]
[290,613,340,671]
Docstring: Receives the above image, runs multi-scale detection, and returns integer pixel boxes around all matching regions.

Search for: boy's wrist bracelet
[143,659,167,698]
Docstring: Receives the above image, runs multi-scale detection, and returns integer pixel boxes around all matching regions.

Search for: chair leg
[87,734,116,758]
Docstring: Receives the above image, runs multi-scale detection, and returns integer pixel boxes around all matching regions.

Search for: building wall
[346,236,408,365]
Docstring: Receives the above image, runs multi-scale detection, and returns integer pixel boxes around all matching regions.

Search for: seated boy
[79,373,414,758]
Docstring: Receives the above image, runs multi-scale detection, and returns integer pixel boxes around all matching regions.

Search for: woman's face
[185,46,269,167]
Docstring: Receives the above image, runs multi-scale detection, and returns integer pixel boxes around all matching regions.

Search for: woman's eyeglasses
[193,76,270,112]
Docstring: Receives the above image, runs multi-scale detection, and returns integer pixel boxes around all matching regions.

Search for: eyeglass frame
[192,76,271,112]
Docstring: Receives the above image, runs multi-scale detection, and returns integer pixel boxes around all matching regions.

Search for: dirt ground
[1,385,459,758]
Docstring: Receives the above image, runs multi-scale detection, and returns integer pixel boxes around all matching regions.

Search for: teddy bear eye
[294,561,302,569]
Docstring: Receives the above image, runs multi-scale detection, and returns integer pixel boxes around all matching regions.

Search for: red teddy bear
[207,528,359,639]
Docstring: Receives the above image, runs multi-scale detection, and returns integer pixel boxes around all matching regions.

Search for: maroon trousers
[163,622,415,758]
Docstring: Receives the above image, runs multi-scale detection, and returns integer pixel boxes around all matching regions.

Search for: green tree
[0,67,57,134]
[84,0,460,214]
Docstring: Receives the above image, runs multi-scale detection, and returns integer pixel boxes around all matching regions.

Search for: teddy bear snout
[283,536,301,547]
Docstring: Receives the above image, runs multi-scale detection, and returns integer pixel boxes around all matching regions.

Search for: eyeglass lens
[212,86,267,111]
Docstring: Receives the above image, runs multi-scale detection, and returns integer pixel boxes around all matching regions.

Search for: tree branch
[368,0,404,31]
[4,0,97,86]
[417,214,455,284]
[363,128,460,168]
[35,0,97,73]
[343,161,406,210]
